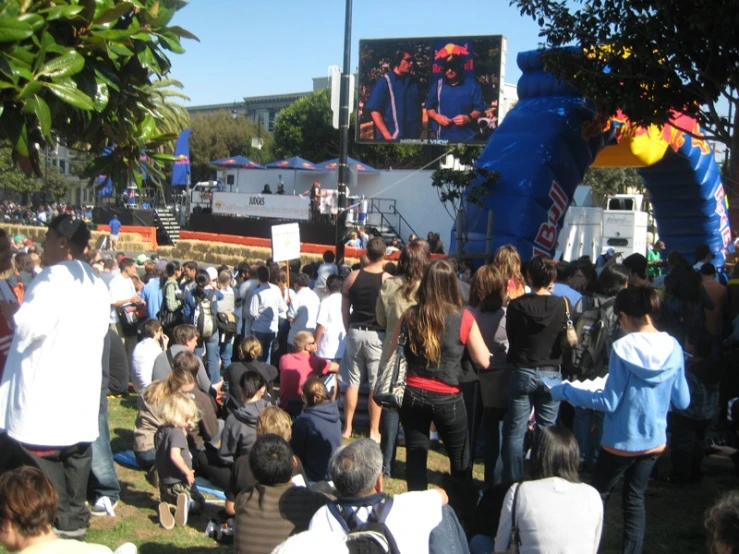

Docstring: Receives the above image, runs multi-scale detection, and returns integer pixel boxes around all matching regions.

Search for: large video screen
[357,35,504,146]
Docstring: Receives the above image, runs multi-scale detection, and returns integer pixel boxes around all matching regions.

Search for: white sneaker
[90,497,118,517]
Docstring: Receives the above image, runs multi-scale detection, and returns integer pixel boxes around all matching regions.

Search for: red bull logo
[533,181,568,256]
[277,161,288,167]
[175,154,189,165]
[302,162,314,169]
[434,43,470,59]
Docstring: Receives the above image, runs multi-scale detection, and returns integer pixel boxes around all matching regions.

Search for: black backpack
[196,289,216,338]
[563,296,620,381]
[327,496,400,554]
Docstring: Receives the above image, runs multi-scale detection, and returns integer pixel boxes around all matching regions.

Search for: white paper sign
[212,192,310,220]
[271,223,301,263]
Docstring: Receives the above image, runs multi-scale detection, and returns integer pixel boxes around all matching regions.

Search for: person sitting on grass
[234,434,331,554]
[0,466,136,553]
[705,490,739,554]
[223,335,278,413]
[225,407,310,517]
[279,331,339,418]
[291,378,342,483]
[219,371,270,465]
[154,393,206,530]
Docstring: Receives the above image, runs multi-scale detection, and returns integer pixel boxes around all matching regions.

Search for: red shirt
[278,353,331,408]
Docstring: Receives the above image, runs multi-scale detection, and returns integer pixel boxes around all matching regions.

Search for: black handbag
[116,305,139,336]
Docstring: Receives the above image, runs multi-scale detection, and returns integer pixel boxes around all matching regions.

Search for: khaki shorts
[338,327,385,389]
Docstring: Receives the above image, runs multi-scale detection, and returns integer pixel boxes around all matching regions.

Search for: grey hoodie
[218,398,269,464]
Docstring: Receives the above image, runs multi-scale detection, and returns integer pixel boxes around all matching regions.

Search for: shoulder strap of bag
[511,483,522,547]
[166,348,176,370]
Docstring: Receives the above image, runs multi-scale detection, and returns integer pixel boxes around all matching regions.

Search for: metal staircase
[362,198,418,245]
[154,207,181,246]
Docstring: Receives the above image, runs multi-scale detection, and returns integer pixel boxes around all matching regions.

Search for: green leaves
[0,18,33,43]
[44,82,95,110]
[0,0,196,187]
[37,50,85,79]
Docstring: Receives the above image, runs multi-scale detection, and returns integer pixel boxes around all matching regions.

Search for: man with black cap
[0,214,110,539]
[426,54,485,142]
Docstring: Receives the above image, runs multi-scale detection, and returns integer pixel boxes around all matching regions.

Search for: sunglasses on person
[402,57,414,63]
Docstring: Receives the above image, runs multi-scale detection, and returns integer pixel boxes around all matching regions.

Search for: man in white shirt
[131,318,168,393]
[314,250,338,301]
[310,439,464,554]
[109,257,145,361]
[0,214,109,539]
[287,274,320,350]
[249,265,287,362]
[314,275,346,361]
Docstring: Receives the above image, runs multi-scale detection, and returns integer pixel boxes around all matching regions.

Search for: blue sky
[168,0,544,106]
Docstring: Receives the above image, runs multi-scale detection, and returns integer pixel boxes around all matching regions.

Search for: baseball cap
[136,254,148,265]
[13,235,24,243]
[48,215,90,249]
[206,267,218,281]
[606,248,615,256]
[155,259,168,273]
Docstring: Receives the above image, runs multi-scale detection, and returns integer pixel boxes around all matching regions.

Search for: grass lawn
[9,395,736,553]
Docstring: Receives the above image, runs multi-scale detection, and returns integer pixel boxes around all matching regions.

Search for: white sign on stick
[271,223,301,263]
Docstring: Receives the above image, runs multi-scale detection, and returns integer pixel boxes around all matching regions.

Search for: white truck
[555,186,649,262]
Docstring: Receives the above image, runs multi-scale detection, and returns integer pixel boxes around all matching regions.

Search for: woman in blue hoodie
[290,377,342,482]
[551,287,690,554]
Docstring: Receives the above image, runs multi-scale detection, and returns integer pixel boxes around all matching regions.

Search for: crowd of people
[0,201,91,227]
[0,214,738,554]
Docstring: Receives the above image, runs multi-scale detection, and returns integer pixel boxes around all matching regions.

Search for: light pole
[335,0,353,264]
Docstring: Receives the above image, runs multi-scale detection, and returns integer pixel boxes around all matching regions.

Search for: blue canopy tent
[210,155,265,192]
[210,155,265,169]
[315,157,378,173]
[265,156,319,170]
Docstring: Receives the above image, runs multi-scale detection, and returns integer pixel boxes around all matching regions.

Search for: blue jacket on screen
[426,75,485,142]
[551,332,690,453]
[365,71,422,140]
[290,401,342,482]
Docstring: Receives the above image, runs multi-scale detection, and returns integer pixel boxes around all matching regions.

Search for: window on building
[59,160,66,174]
[268,110,277,132]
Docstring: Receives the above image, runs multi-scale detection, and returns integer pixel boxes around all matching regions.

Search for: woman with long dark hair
[552,287,689,554]
[482,427,603,554]
[391,259,491,490]
[375,240,431,477]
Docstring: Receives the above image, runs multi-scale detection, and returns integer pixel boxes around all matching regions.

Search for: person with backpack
[550,287,690,554]
[158,261,183,340]
[183,270,223,386]
[216,269,238,369]
[309,439,469,554]
[566,264,629,470]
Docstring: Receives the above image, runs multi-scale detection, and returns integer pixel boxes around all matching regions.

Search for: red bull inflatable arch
[457,50,732,264]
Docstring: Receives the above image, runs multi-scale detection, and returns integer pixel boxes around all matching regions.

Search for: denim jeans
[429,504,471,554]
[219,332,234,370]
[399,387,469,491]
[253,331,275,364]
[593,448,660,554]
[196,330,221,384]
[88,407,120,503]
[482,408,504,487]
[573,407,605,469]
[135,448,156,471]
[380,410,400,477]
[502,367,561,484]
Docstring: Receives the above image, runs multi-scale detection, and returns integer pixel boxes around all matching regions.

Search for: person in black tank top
[339,238,389,441]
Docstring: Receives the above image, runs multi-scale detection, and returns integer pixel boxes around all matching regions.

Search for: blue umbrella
[210,155,265,169]
[315,157,379,173]
[265,156,319,170]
